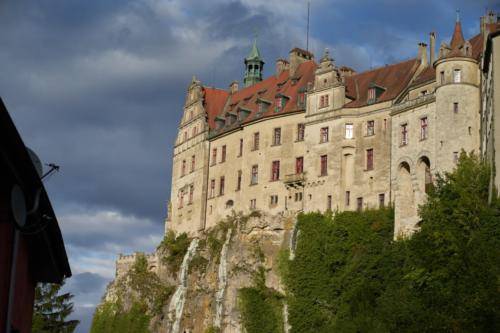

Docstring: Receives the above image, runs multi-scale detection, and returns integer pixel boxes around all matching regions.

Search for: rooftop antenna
[306,1,311,51]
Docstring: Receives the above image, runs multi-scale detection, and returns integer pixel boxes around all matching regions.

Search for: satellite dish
[11,184,27,227]
[27,147,43,178]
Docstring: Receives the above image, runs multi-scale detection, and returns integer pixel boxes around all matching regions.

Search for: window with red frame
[219,176,225,196]
[189,185,194,204]
[297,123,305,141]
[271,161,280,181]
[420,117,428,140]
[181,160,186,176]
[366,149,374,170]
[296,157,304,174]
[273,128,281,145]
[320,127,329,143]
[191,155,195,172]
[320,155,328,176]
[211,148,217,165]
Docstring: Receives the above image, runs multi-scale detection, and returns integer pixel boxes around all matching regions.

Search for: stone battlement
[115,251,159,278]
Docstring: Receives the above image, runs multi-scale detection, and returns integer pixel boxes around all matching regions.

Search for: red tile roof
[450,21,466,49]
[203,87,229,129]
[344,59,420,108]
[204,60,316,133]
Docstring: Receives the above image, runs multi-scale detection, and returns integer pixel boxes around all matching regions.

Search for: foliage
[283,153,500,333]
[204,326,222,333]
[158,230,190,273]
[90,254,174,333]
[90,301,151,333]
[239,267,284,333]
[32,280,79,333]
[189,253,209,274]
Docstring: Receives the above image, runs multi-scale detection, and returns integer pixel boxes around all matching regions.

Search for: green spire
[244,37,265,87]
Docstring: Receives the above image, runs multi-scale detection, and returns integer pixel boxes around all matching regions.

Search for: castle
[166,12,500,238]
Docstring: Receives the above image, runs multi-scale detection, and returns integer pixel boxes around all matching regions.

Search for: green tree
[32,280,79,333]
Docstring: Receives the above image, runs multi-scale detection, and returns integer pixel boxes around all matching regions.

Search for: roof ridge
[349,58,418,79]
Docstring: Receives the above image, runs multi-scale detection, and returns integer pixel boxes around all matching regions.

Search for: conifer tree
[32,280,79,333]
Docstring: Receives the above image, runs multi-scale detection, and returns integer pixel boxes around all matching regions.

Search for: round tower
[243,38,264,87]
[434,13,480,173]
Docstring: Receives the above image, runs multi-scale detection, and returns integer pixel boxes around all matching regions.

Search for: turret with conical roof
[243,38,265,87]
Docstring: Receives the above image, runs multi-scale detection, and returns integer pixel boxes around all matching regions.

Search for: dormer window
[275,96,284,112]
[367,83,386,104]
[215,116,225,130]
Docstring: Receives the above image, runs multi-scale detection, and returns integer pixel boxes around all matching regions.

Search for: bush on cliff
[284,153,500,332]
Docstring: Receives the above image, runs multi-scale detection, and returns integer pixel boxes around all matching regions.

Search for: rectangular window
[273,128,281,145]
[238,138,243,157]
[368,88,376,102]
[189,185,194,204]
[181,159,186,176]
[251,165,258,185]
[211,148,217,166]
[379,193,385,208]
[357,197,363,211]
[297,123,305,141]
[320,127,329,143]
[179,190,184,208]
[250,199,257,210]
[420,117,428,140]
[319,95,324,108]
[210,179,215,198]
[345,123,354,139]
[219,176,225,196]
[253,132,260,150]
[271,160,280,181]
[327,195,332,211]
[191,155,195,172]
[324,94,329,107]
[401,123,408,146]
[453,152,459,164]
[453,69,461,83]
[345,191,350,206]
[366,120,375,136]
[453,102,459,113]
[270,195,279,206]
[366,148,374,171]
[221,145,226,162]
[440,71,445,84]
[295,192,303,202]
[236,170,242,191]
[296,157,304,174]
[320,155,328,176]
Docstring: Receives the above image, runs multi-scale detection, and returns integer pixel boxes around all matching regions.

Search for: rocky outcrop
[99,211,297,333]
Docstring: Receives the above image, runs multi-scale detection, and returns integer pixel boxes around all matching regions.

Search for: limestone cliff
[94,211,297,333]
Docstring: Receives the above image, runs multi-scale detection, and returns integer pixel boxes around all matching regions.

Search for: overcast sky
[0,0,498,331]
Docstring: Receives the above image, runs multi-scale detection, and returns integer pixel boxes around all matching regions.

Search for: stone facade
[166,13,499,238]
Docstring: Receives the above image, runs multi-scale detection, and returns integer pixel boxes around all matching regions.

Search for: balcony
[284,172,306,188]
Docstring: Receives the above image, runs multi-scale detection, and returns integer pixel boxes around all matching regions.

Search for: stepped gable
[204,60,316,133]
[203,87,229,129]
[344,58,420,108]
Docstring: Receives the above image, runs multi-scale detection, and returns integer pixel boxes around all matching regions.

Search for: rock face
[100,211,296,333]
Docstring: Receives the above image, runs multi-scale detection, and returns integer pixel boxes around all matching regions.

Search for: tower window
[345,123,354,139]
[440,71,445,84]
[188,185,194,204]
[327,195,332,211]
[191,155,195,172]
[345,191,350,206]
[181,160,186,176]
[379,193,385,208]
[250,199,257,210]
[270,195,279,206]
[453,69,461,83]
[453,152,459,164]
[453,102,459,113]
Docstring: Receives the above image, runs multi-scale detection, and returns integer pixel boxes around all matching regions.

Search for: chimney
[276,58,289,76]
[229,81,239,94]
[289,47,314,77]
[418,42,428,67]
[429,32,436,65]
